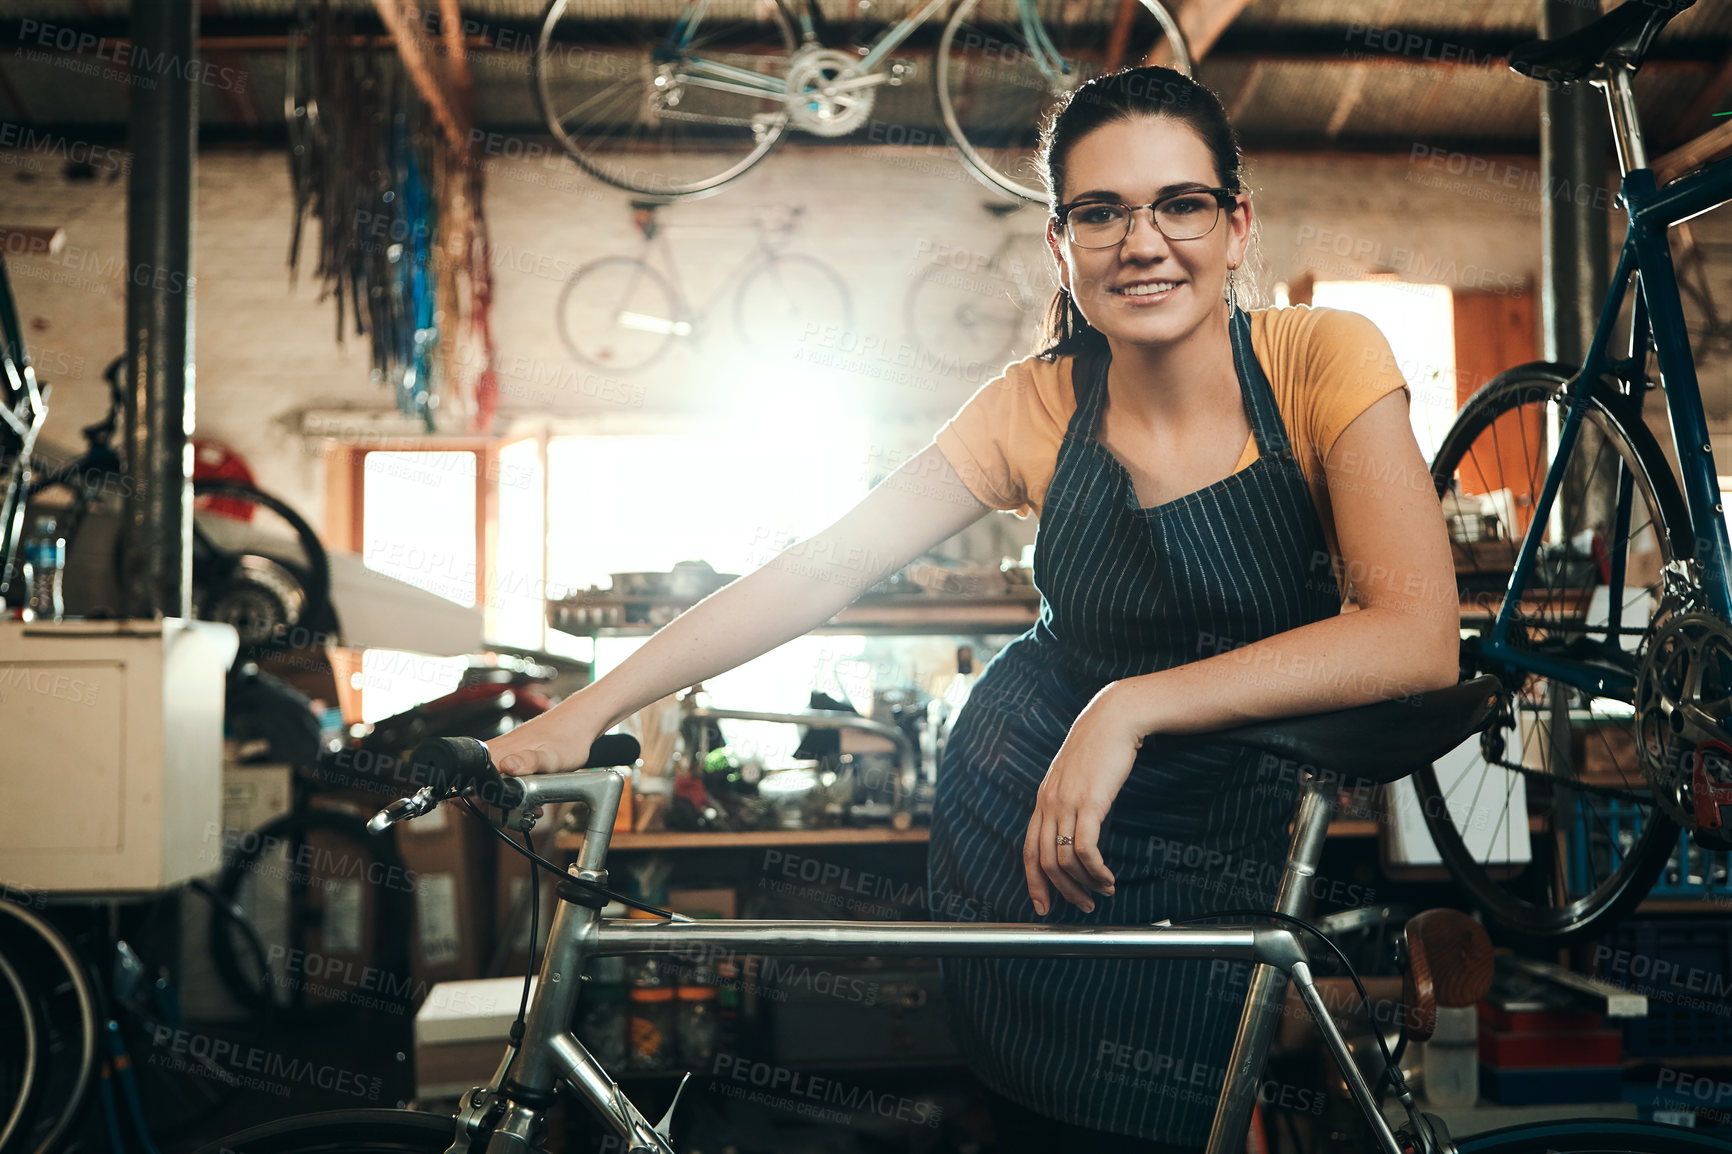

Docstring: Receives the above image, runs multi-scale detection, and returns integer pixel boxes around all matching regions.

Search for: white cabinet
[0,617,237,893]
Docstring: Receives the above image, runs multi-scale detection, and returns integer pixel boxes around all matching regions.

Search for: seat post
[1204,772,1338,1154]
[1599,66,1649,175]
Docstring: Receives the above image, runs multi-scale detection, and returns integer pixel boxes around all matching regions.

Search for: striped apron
[928,307,1342,1145]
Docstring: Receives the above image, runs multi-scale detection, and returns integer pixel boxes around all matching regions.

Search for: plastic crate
[1597,918,1732,1057]
[1567,801,1732,900]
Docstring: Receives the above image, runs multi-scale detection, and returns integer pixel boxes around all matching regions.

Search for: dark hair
[1038,67,1245,359]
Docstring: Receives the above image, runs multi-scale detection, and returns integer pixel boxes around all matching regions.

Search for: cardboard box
[667,887,737,920]
[413,977,532,1099]
[222,761,293,835]
[396,802,496,989]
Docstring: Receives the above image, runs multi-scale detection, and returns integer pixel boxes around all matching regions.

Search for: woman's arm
[489,445,991,774]
[1025,390,1459,913]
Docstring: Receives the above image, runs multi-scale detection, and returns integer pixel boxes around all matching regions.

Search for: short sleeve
[1303,309,1411,462]
[931,357,1072,519]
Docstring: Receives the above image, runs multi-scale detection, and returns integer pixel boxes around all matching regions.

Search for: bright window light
[1311,282,1456,463]
[545,421,870,594]
[355,648,468,724]
[493,439,546,649]
[361,451,478,606]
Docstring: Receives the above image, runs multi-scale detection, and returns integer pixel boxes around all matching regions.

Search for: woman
[489,67,1457,1152]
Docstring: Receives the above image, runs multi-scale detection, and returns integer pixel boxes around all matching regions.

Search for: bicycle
[531,0,1191,203]
[189,676,1732,1154]
[558,202,852,373]
[0,884,278,1154]
[1418,0,1732,946]
[0,265,333,652]
[904,199,1054,380]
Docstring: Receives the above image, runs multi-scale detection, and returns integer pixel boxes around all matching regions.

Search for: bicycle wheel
[559,256,684,373]
[1457,1119,1732,1152]
[905,235,1050,379]
[211,809,415,1021]
[0,948,42,1153]
[1420,363,1684,944]
[534,0,797,200]
[0,901,99,1154]
[191,1108,457,1153]
[937,0,1192,203]
[733,252,852,364]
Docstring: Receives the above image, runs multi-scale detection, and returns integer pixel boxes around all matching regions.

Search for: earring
[1225,269,1239,314]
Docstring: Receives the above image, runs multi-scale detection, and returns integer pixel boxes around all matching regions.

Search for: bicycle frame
[1478,70,1732,700]
[441,769,1410,1154]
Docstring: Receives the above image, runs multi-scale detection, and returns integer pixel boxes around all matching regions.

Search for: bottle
[22,515,65,622]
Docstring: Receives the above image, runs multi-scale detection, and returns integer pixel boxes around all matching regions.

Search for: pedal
[1690,740,1732,849]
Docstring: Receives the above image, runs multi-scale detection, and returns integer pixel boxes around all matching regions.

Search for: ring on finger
[1056,834,1074,846]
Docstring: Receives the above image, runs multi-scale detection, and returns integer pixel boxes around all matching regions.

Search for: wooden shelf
[554,826,932,851]
[1637,897,1732,914]
[549,592,1041,637]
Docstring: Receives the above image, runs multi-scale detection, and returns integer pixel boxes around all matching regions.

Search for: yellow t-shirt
[932,305,1410,570]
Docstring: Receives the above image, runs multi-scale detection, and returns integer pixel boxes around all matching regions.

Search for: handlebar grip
[411,737,523,808]
[581,733,640,768]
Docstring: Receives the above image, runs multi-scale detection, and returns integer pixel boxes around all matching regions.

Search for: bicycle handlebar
[411,733,643,804]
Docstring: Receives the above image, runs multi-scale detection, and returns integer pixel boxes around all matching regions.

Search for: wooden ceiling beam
[1667,47,1732,150]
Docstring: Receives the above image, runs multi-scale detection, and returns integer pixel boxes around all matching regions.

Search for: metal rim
[936,0,1194,204]
[1419,365,1687,943]
[533,0,797,200]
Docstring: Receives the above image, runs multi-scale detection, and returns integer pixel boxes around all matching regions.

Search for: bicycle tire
[904,235,1048,379]
[937,0,1192,204]
[0,901,99,1154]
[190,1107,459,1153]
[0,947,42,1154]
[211,809,415,1022]
[1420,363,1684,944]
[733,252,852,363]
[1456,1119,1732,1152]
[558,255,684,373]
[534,0,797,200]
[191,478,333,654]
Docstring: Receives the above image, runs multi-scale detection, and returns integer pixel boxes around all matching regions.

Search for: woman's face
[1047,115,1250,351]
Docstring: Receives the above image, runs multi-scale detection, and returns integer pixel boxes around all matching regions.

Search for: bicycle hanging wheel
[191,1108,459,1154]
[211,809,415,1021]
[905,233,1051,380]
[733,252,852,365]
[535,0,797,199]
[558,256,684,373]
[1420,364,1684,944]
[937,0,1192,203]
[0,901,99,1154]
[1457,1119,1732,1152]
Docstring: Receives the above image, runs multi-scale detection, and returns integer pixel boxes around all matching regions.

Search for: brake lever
[367,786,440,833]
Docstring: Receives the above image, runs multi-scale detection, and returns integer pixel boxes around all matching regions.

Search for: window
[1308,281,1457,463]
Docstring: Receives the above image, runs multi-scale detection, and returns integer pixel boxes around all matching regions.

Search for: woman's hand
[486,702,604,776]
[1023,684,1146,916]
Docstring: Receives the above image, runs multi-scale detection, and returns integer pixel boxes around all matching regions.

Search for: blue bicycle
[1424,0,1732,944]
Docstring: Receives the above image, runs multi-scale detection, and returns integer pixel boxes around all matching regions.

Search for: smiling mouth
[1112,281,1181,298]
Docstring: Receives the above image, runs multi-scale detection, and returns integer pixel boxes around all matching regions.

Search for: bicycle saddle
[1197,675,1503,785]
[1507,0,1697,85]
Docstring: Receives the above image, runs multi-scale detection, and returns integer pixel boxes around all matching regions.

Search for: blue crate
[1568,801,1732,901]
[1598,918,1732,1058]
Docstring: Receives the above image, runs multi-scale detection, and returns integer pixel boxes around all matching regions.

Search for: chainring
[1633,610,1732,847]
[785,47,876,136]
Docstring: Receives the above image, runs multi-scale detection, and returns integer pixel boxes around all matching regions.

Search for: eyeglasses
[1054,188,1239,249]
